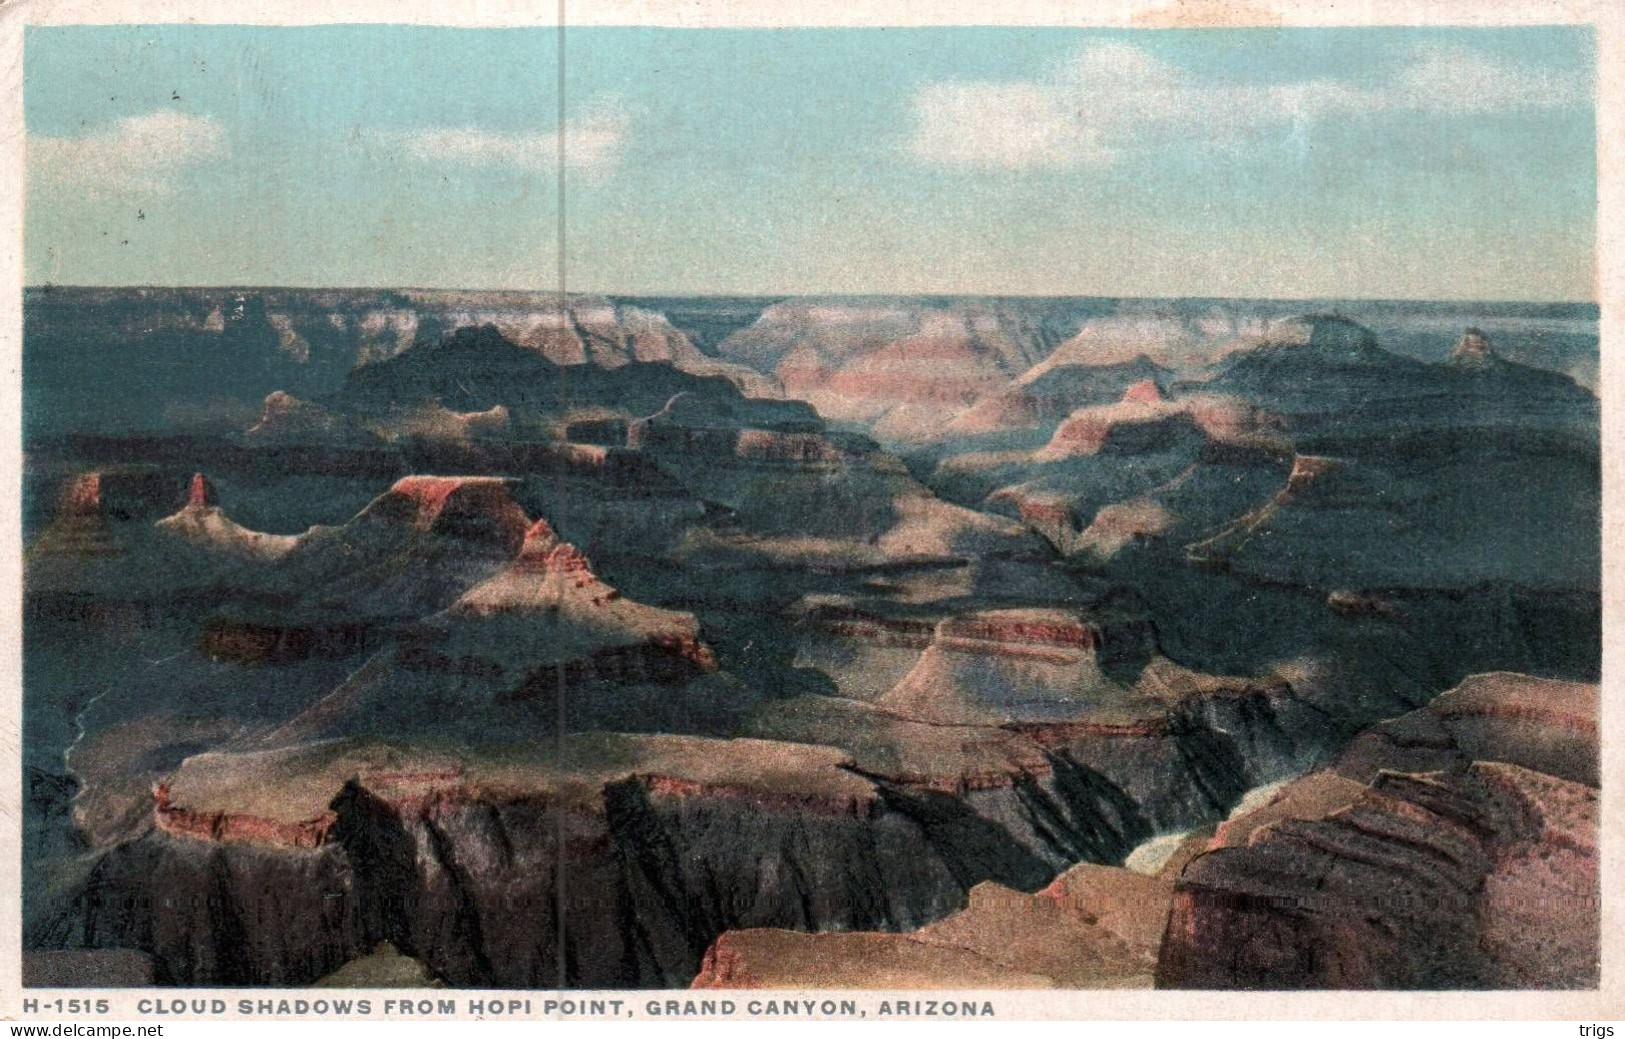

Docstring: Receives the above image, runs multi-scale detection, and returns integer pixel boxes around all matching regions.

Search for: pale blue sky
[24,25,1596,300]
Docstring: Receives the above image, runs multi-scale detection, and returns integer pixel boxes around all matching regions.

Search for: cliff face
[65,830,369,986]
[57,736,1053,987]
[928,379,1292,560]
[1155,673,1599,989]
[677,672,1596,992]
[50,596,1346,992]
[1158,762,1597,989]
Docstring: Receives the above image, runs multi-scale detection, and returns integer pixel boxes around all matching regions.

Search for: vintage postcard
[1,0,1620,1023]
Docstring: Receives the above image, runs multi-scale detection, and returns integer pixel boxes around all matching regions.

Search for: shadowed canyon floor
[21,291,1599,989]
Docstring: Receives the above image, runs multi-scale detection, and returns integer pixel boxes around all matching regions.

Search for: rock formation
[21,291,1602,993]
[1449,327,1496,366]
[692,860,1188,989]
[1157,673,1598,989]
[719,301,1051,443]
[155,474,299,563]
[686,672,1596,991]
[942,357,1171,441]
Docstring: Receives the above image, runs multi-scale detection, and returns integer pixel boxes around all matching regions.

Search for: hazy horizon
[22,283,1601,307]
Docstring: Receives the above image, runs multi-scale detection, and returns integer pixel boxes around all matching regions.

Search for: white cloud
[1393,43,1588,114]
[378,99,629,176]
[29,110,227,196]
[910,81,1118,169]
[907,41,1588,170]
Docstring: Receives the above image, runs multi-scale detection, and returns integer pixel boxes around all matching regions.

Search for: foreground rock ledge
[691,672,1598,991]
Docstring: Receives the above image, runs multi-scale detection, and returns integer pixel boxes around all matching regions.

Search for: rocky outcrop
[63,828,370,986]
[1156,673,1599,989]
[26,470,297,617]
[244,392,361,442]
[1159,762,1597,989]
[371,403,510,444]
[1121,378,1165,405]
[382,476,531,550]
[153,781,336,850]
[1449,327,1496,367]
[315,941,443,987]
[942,358,1171,440]
[59,734,1043,986]
[1041,400,1204,460]
[200,475,534,664]
[626,393,826,462]
[875,607,1160,724]
[155,474,299,563]
[681,672,1596,993]
[718,301,1053,443]
[210,508,722,739]
[1073,499,1176,560]
[334,518,719,716]
[1038,385,1280,463]
[693,861,1182,990]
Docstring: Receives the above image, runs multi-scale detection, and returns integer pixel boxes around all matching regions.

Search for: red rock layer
[638,774,876,819]
[691,936,764,988]
[937,615,1102,651]
[396,634,715,685]
[802,607,937,649]
[154,783,337,850]
[198,618,372,664]
[1008,718,1173,748]
[1452,329,1494,362]
[1122,379,1165,404]
[508,518,561,569]
[1011,497,1076,528]
[381,476,529,552]
[185,472,217,509]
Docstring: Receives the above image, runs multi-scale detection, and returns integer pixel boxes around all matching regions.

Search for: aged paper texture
[0,0,1621,1022]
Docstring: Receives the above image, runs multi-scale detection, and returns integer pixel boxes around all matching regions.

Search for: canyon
[21,290,1600,990]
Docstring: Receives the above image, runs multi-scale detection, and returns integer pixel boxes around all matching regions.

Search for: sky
[23,24,1597,301]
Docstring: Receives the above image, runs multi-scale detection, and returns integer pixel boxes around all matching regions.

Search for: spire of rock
[1450,327,1496,366]
[521,518,560,555]
[61,473,104,517]
[187,473,217,509]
